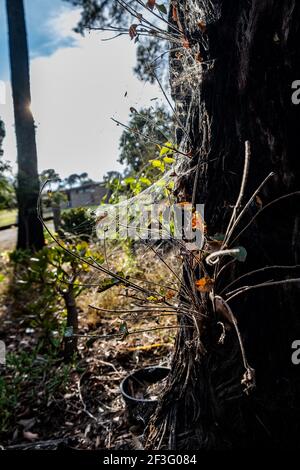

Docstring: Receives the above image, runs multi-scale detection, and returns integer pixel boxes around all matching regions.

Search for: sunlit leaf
[124,177,136,185]
[150,159,164,172]
[139,177,152,186]
[160,142,174,157]
[163,156,175,164]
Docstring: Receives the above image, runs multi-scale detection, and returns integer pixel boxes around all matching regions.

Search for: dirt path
[0,226,17,252]
[0,222,54,252]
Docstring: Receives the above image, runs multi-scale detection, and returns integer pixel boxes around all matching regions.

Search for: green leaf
[0,273,5,283]
[64,326,73,338]
[150,159,163,168]
[156,3,167,14]
[97,278,121,293]
[159,142,174,157]
[139,177,152,186]
[163,156,175,164]
[212,233,225,241]
[124,177,136,185]
[119,321,129,338]
[233,246,247,263]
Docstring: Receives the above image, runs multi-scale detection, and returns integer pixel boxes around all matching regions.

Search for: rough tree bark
[147,0,300,450]
[6,0,45,251]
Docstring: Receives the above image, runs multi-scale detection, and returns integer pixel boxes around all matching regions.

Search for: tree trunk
[63,287,78,361]
[52,205,62,233]
[147,0,300,450]
[6,0,44,251]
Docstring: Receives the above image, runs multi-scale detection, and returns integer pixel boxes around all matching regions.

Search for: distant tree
[103,170,122,183]
[66,173,80,188]
[40,169,61,185]
[79,172,88,183]
[119,105,173,174]
[6,0,44,250]
[0,162,16,211]
[65,0,167,82]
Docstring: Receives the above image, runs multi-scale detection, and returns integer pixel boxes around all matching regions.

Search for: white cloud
[2,9,165,181]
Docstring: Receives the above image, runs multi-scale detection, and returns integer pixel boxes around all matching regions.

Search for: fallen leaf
[18,418,36,431]
[23,431,39,441]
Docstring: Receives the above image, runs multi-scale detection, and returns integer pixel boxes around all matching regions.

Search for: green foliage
[40,168,61,184]
[119,106,173,173]
[10,242,103,342]
[0,160,16,210]
[60,207,97,241]
[103,106,175,202]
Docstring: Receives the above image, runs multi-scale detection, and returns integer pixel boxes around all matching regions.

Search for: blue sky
[0,0,77,80]
[0,0,164,180]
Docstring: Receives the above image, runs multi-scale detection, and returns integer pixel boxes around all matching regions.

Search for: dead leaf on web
[195,52,203,63]
[165,291,176,300]
[195,276,214,293]
[198,20,207,32]
[255,195,263,209]
[182,38,190,49]
[147,0,156,10]
[129,24,138,40]
[172,5,178,22]
[192,211,206,232]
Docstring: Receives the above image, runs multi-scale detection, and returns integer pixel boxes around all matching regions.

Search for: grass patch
[0,210,17,228]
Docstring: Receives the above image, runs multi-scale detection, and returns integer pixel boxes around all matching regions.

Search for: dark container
[120,366,170,425]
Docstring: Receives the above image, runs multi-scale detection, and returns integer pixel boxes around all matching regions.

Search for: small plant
[10,242,104,361]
